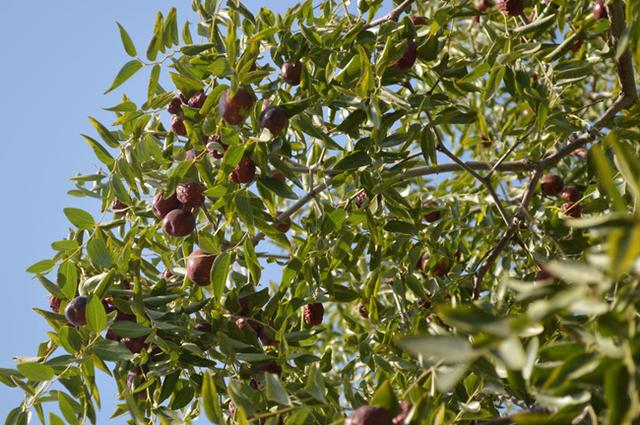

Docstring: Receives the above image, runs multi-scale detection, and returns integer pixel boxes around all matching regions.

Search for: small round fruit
[561,202,581,218]
[410,15,427,25]
[167,97,183,114]
[162,269,174,280]
[275,212,292,233]
[593,0,608,20]
[476,0,493,12]
[303,303,324,326]
[253,362,282,376]
[187,90,207,109]
[195,322,212,333]
[560,186,581,203]
[115,310,136,322]
[111,199,129,217]
[176,182,205,210]
[260,106,289,135]
[49,295,61,313]
[152,191,182,219]
[355,191,368,208]
[65,296,88,326]
[230,156,256,184]
[219,88,254,125]
[105,328,121,341]
[540,173,564,196]
[431,258,452,277]
[395,39,417,70]
[281,61,302,86]
[259,328,277,346]
[536,269,553,281]
[358,304,369,319]
[170,115,187,136]
[123,336,147,353]
[345,406,394,425]
[162,209,196,237]
[186,249,215,286]
[207,134,228,159]
[424,200,441,222]
[497,0,525,16]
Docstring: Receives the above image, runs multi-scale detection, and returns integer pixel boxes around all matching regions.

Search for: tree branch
[363,0,416,29]
[607,0,638,107]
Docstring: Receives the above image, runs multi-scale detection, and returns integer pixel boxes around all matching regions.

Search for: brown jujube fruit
[187,90,207,109]
[260,105,289,135]
[219,88,254,125]
[230,156,256,184]
[176,182,205,210]
[410,15,427,25]
[303,303,324,326]
[162,209,196,237]
[593,0,608,20]
[395,39,417,70]
[186,249,215,286]
[111,199,129,217]
[561,186,581,203]
[167,97,183,114]
[540,173,564,196]
[152,191,182,219]
[170,115,187,136]
[345,406,394,425]
[497,0,524,16]
[49,295,61,313]
[561,202,581,218]
[207,134,228,159]
[275,211,292,233]
[65,296,88,326]
[281,61,302,85]
[271,171,286,183]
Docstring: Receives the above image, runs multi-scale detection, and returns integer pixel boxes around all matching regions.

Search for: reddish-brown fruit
[219,88,254,125]
[187,90,207,109]
[358,304,369,319]
[123,336,147,353]
[540,173,564,196]
[163,269,174,280]
[167,97,183,114]
[561,202,582,218]
[260,106,289,135]
[393,402,413,425]
[230,156,256,184]
[271,171,286,183]
[187,249,215,286]
[259,328,277,346]
[195,322,212,333]
[111,199,129,217]
[424,200,442,222]
[355,191,368,208]
[417,255,429,273]
[281,61,302,86]
[593,0,608,20]
[176,182,205,210]
[207,134,228,159]
[102,300,115,314]
[105,328,121,342]
[345,406,394,425]
[476,0,493,12]
[253,362,282,376]
[170,115,187,136]
[536,269,553,281]
[560,186,581,203]
[162,209,196,237]
[571,36,584,53]
[410,15,428,25]
[49,295,61,313]
[432,258,452,277]
[152,191,182,219]
[303,303,324,326]
[236,318,261,334]
[65,296,88,326]
[275,212,292,233]
[115,310,136,322]
[395,39,417,70]
[497,0,525,16]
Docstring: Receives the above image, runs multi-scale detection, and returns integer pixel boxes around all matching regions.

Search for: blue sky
[0,0,308,421]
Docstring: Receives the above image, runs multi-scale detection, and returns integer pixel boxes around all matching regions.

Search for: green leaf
[604,363,631,425]
[16,362,54,382]
[201,371,222,422]
[86,295,107,333]
[211,253,231,301]
[87,238,113,269]
[146,11,164,61]
[81,135,115,167]
[116,22,137,57]
[304,364,327,403]
[26,259,55,274]
[333,151,372,171]
[111,321,151,338]
[264,373,291,405]
[104,60,143,94]
[87,116,119,148]
[58,262,78,300]
[243,238,261,285]
[63,208,95,229]
[257,176,298,199]
[400,335,477,364]
[92,340,134,362]
[370,380,400,416]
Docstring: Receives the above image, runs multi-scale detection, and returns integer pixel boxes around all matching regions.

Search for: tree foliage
[7,0,640,424]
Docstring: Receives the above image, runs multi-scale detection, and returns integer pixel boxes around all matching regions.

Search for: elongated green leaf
[86,295,107,333]
[264,373,291,405]
[116,22,137,56]
[81,135,115,167]
[16,362,54,382]
[104,60,143,94]
[211,253,231,301]
[63,208,95,229]
[201,371,222,422]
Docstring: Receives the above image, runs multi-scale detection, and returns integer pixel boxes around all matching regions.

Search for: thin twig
[363,0,416,29]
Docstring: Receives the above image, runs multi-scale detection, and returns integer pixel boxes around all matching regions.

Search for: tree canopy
[6,0,640,424]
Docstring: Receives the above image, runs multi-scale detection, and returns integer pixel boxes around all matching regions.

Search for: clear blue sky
[0,0,309,421]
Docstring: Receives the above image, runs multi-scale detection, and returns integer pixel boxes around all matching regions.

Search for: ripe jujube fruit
[303,303,324,326]
[497,0,524,16]
[105,328,121,341]
[111,199,128,217]
[410,15,427,25]
[345,406,394,425]
[162,209,196,237]
[540,173,564,196]
[186,249,215,286]
[536,269,553,281]
[424,200,441,222]
[163,269,174,280]
[476,0,493,12]
[275,212,292,233]
[355,191,367,208]
[65,296,88,326]
[219,88,254,125]
[170,115,187,136]
[152,191,182,219]
[167,97,183,114]
[561,186,581,203]
[260,105,289,135]
[187,90,207,109]
[123,336,147,353]
[561,202,581,218]
[253,362,282,376]
[281,61,302,86]
[230,156,256,184]
[593,0,608,20]
[207,134,228,159]
[395,39,417,70]
[176,182,205,210]
[49,295,61,313]
[358,304,368,318]
[271,171,286,183]
[432,258,452,277]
